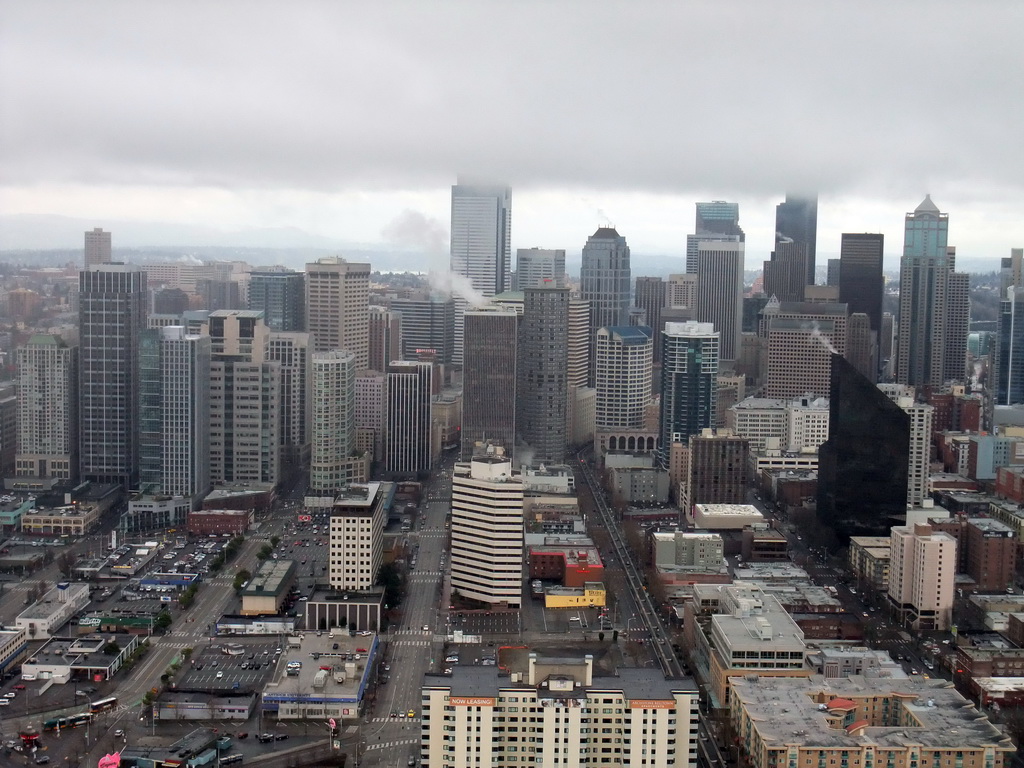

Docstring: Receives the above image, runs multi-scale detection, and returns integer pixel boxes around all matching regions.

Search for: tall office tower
[686,201,744,273]
[763,240,811,303]
[897,196,951,386]
[450,180,512,365]
[580,228,631,351]
[305,256,371,367]
[880,312,895,375]
[367,306,402,372]
[742,295,769,334]
[635,278,665,361]
[461,307,518,460]
[84,227,111,268]
[354,371,386,462]
[826,258,841,286]
[666,273,698,310]
[390,296,455,364]
[680,430,749,514]
[880,391,933,508]
[887,523,956,631]
[762,301,848,399]
[450,452,524,608]
[694,240,744,362]
[567,298,591,392]
[839,234,885,336]
[15,335,78,482]
[248,269,305,332]
[515,247,566,289]
[775,193,818,286]
[78,265,147,487]
[138,326,211,499]
[517,286,570,464]
[310,350,357,492]
[847,313,875,381]
[384,361,432,476]
[328,482,386,591]
[658,322,719,468]
[206,310,281,486]
[817,354,909,538]
[1001,247,1024,298]
[594,326,652,430]
[267,332,312,469]
[197,278,244,312]
[945,266,970,382]
[997,286,1024,405]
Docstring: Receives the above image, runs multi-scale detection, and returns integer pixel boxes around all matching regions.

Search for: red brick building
[528,545,604,588]
[996,466,1024,504]
[966,518,1017,591]
[187,508,253,536]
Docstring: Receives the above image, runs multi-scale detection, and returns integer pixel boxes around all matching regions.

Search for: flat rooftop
[730,675,1013,750]
[265,633,378,702]
[18,582,90,620]
[244,559,296,597]
[695,504,763,517]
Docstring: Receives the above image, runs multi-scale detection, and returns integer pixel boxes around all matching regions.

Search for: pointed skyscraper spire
[915,194,940,214]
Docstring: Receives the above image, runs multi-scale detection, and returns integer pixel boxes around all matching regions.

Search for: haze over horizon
[2,2,1023,271]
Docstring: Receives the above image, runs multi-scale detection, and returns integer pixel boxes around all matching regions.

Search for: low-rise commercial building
[20,503,102,537]
[653,530,724,569]
[187,508,253,537]
[155,691,256,721]
[214,615,296,636]
[740,526,788,562]
[528,541,604,587]
[805,646,907,679]
[16,582,91,639]
[543,582,606,609]
[262,633,378,720]
[240,559,296,616]
[0,628,28,676]
[304,589,384,633]
[421,653,699,768]
[730,675,1014,768]
[21,632,140,683]
[692,503,763,531]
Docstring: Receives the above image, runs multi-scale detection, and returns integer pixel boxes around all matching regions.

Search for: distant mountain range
[0,213,1004,276]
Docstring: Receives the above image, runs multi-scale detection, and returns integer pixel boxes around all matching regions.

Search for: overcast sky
[2,1,1023,268]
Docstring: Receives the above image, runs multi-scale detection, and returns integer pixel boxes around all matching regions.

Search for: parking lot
[447,609,521,636]
[178,640,284,691]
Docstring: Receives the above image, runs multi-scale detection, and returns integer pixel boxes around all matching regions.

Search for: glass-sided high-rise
[817,354,910,539]
[658,322,718,467]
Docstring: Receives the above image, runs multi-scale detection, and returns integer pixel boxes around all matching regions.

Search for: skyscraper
[945,266,970,382]
[763,240,811,303]
[328,482,387,591]
[680,430,749,514]
[206,310,281,486]
[686,201,744,273]
[248,270,306,332]
[138,326,211,500]
[838,233,885,336]
[997,286,1024,405]
[450,180,512,365]
[390,296,455,364]
[580,228,631,351]
[897,196,950,386]
[518,285,570,464]
[267,332,312,469]
[461,307,518,460]
[595,326,653,431]
[774,194,818,286]
[15,334,78,482]
[78,265,147,487]
[634,277,666,361]
[887,523,956,631]
[694,240,744,362]
[384,361,433,476]
[310,350,358,492]
[515,248,566,290]
[817,354,910,539]
[305,257,371,368]
[762,301,848,399]
[450,452,524,608]
[658,322,719,467]
[367,306,402,372]
[84,227,111,268]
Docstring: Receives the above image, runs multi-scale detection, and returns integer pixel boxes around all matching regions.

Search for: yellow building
[544,582,606,609]
[730,675,1014,768]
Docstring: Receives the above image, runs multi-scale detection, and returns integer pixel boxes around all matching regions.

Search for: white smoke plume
[427,270,490,308]
[381,209,448,255]
[805,320,839,354]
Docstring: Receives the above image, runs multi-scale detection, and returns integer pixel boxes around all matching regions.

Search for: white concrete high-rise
[305,257,371,368]
[328,482,386,591]
[384,361,433,476]
[878,386,934,507]
[594,326,653,430]
[515,248,565,289]
[449,180,512,365]
[311,350,357,492]
[450,453,524,608]
[887,522,956,630]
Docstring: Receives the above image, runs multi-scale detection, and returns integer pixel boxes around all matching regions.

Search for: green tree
[154,613,172,632]
[270,536,280,548]
[256,544,272,561]
[103,641,121,655]
[376,562,402,608]
[598,632,605,642]
[57,551,76,578]
[233,569,252,592]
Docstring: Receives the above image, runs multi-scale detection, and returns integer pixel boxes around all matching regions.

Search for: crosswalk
[408,572,443,581]
[388,639,430,648]
[365,737,420,750]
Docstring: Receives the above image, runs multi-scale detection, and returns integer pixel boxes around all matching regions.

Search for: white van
[21,673,36,681]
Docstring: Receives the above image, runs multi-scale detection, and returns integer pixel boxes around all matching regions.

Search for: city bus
[89,696,118,713]
[43,713,92,731]
[221,756,244,765]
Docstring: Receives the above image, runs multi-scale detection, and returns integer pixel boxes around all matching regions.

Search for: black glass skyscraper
[839,233,884,335]
[817,354,909,539]
[775,193,818,286]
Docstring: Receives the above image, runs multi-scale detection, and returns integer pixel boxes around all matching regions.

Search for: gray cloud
[2,1,1023,198]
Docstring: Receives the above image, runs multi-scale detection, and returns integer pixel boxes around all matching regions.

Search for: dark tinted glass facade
[817,354,909,539]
